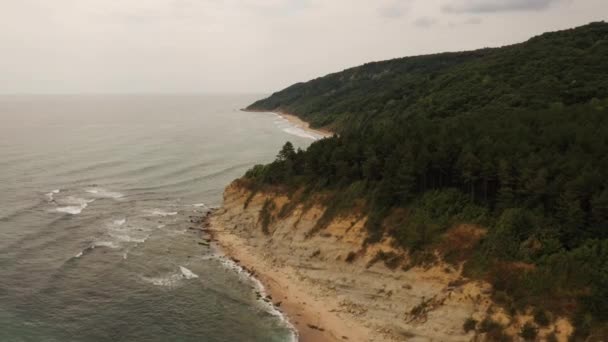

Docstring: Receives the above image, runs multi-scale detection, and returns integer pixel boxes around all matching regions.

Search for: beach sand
[276,112,334,138]
[209,226,365,342]
[243,109,334,138]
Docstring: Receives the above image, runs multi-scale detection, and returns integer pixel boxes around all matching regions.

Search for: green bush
[259,199,276,235]
[463,318,477,333]
[534,308,551,327]
[519,322,538,341]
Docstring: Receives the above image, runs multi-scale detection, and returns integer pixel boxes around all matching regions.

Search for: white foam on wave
[54,196,95,215]
[141,266,199,287]
[192,203,207,208]
[56,205,87,215]
[145,209,178,217]
[113,218,126,226]
[86,187,124,199]
[179,266,199,279]
[271,113,322,141]
[45,189,60,201]
[110,233,149,243]
[141,274,182,287]
[215,255,298,341]
[282,127,320,140]
[92,241,120,249]
[73,240,119,259]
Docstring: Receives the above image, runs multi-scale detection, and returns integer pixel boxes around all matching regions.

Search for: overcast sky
[1,0,606,94]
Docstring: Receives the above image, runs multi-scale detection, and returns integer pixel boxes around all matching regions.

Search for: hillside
[248,22,608,131]
[242,22,608,340]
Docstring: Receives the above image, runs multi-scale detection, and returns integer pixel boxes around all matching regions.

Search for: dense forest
[245,22,608,340]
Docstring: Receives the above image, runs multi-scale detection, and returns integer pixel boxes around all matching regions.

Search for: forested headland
[245,22,608,340]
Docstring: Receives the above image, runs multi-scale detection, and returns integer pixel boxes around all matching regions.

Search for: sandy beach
[276,112,334,138]
[243,109,334,138]
[209,225,368,342]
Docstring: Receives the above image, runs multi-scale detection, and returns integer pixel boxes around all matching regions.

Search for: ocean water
[0,95,322,342]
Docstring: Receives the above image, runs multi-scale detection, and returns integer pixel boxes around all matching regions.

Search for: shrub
[533,308,551,327]
[259,199,276,234]
[345,251,357,263]
[463,318,477,333]
[479,317,502,334]
[519,322,538,341]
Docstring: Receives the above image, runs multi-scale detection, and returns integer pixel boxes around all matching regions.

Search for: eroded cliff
[210,182,573,342]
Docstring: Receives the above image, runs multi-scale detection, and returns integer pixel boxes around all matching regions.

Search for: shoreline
[242,109,334,138]
[207,217,369,342]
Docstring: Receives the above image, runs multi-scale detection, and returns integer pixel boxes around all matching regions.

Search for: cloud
[464,17,483,24]
[442,0,561,13]
[378,0,412,19]
[413,16,437,28]
[379,5,407,18]
[448,17,483,27]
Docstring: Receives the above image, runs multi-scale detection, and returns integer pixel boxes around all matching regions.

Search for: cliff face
[211,182,572,342]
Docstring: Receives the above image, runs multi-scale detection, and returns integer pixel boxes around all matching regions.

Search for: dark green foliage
[249,22,608,131]
[519,323,538,341]
[534,308,552,327]
[345,251,357,263]
[463,318,477,333]
[479,318,509,340]
[367,251,402,269]
[259,199,275,235]
[395,189,488,250]
[546,332,559,342]
[243,22,608,336]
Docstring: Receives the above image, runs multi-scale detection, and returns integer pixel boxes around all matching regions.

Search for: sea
[0,94,323,342]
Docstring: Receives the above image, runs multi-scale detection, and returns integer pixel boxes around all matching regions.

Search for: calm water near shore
[0,94,321,342]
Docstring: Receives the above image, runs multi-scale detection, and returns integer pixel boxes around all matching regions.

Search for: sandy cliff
[208,182,572,342]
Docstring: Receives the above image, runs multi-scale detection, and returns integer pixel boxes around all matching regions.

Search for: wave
[54,196,95,215]
[109,232,149,243]
[192,203,207,208]
[112,218,126,226]
[55,160,125,176]
[141,274,182,287]
[92,241,120,249]
[86,187,124,199]
[55,205,87,215]
[0,200,46,223]
[73,240,120,259]
[281,127,320,140]
[141,266,199,287]
[45,189,60,202]
[179,266,199,279]
[145,209,178,217]
[127,162,253,192]
[215,255,298,341]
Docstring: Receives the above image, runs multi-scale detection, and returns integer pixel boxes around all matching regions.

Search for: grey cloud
[442,0,560,13]
[379,5,406,18]
[413,16,437,28]
[448,17,483,27]
[465,17,483,24]
[378,1,412,19]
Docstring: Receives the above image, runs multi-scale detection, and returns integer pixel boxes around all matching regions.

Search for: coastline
[242,109,334,138]
[201,182,574,342]
[208,221,367,342]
